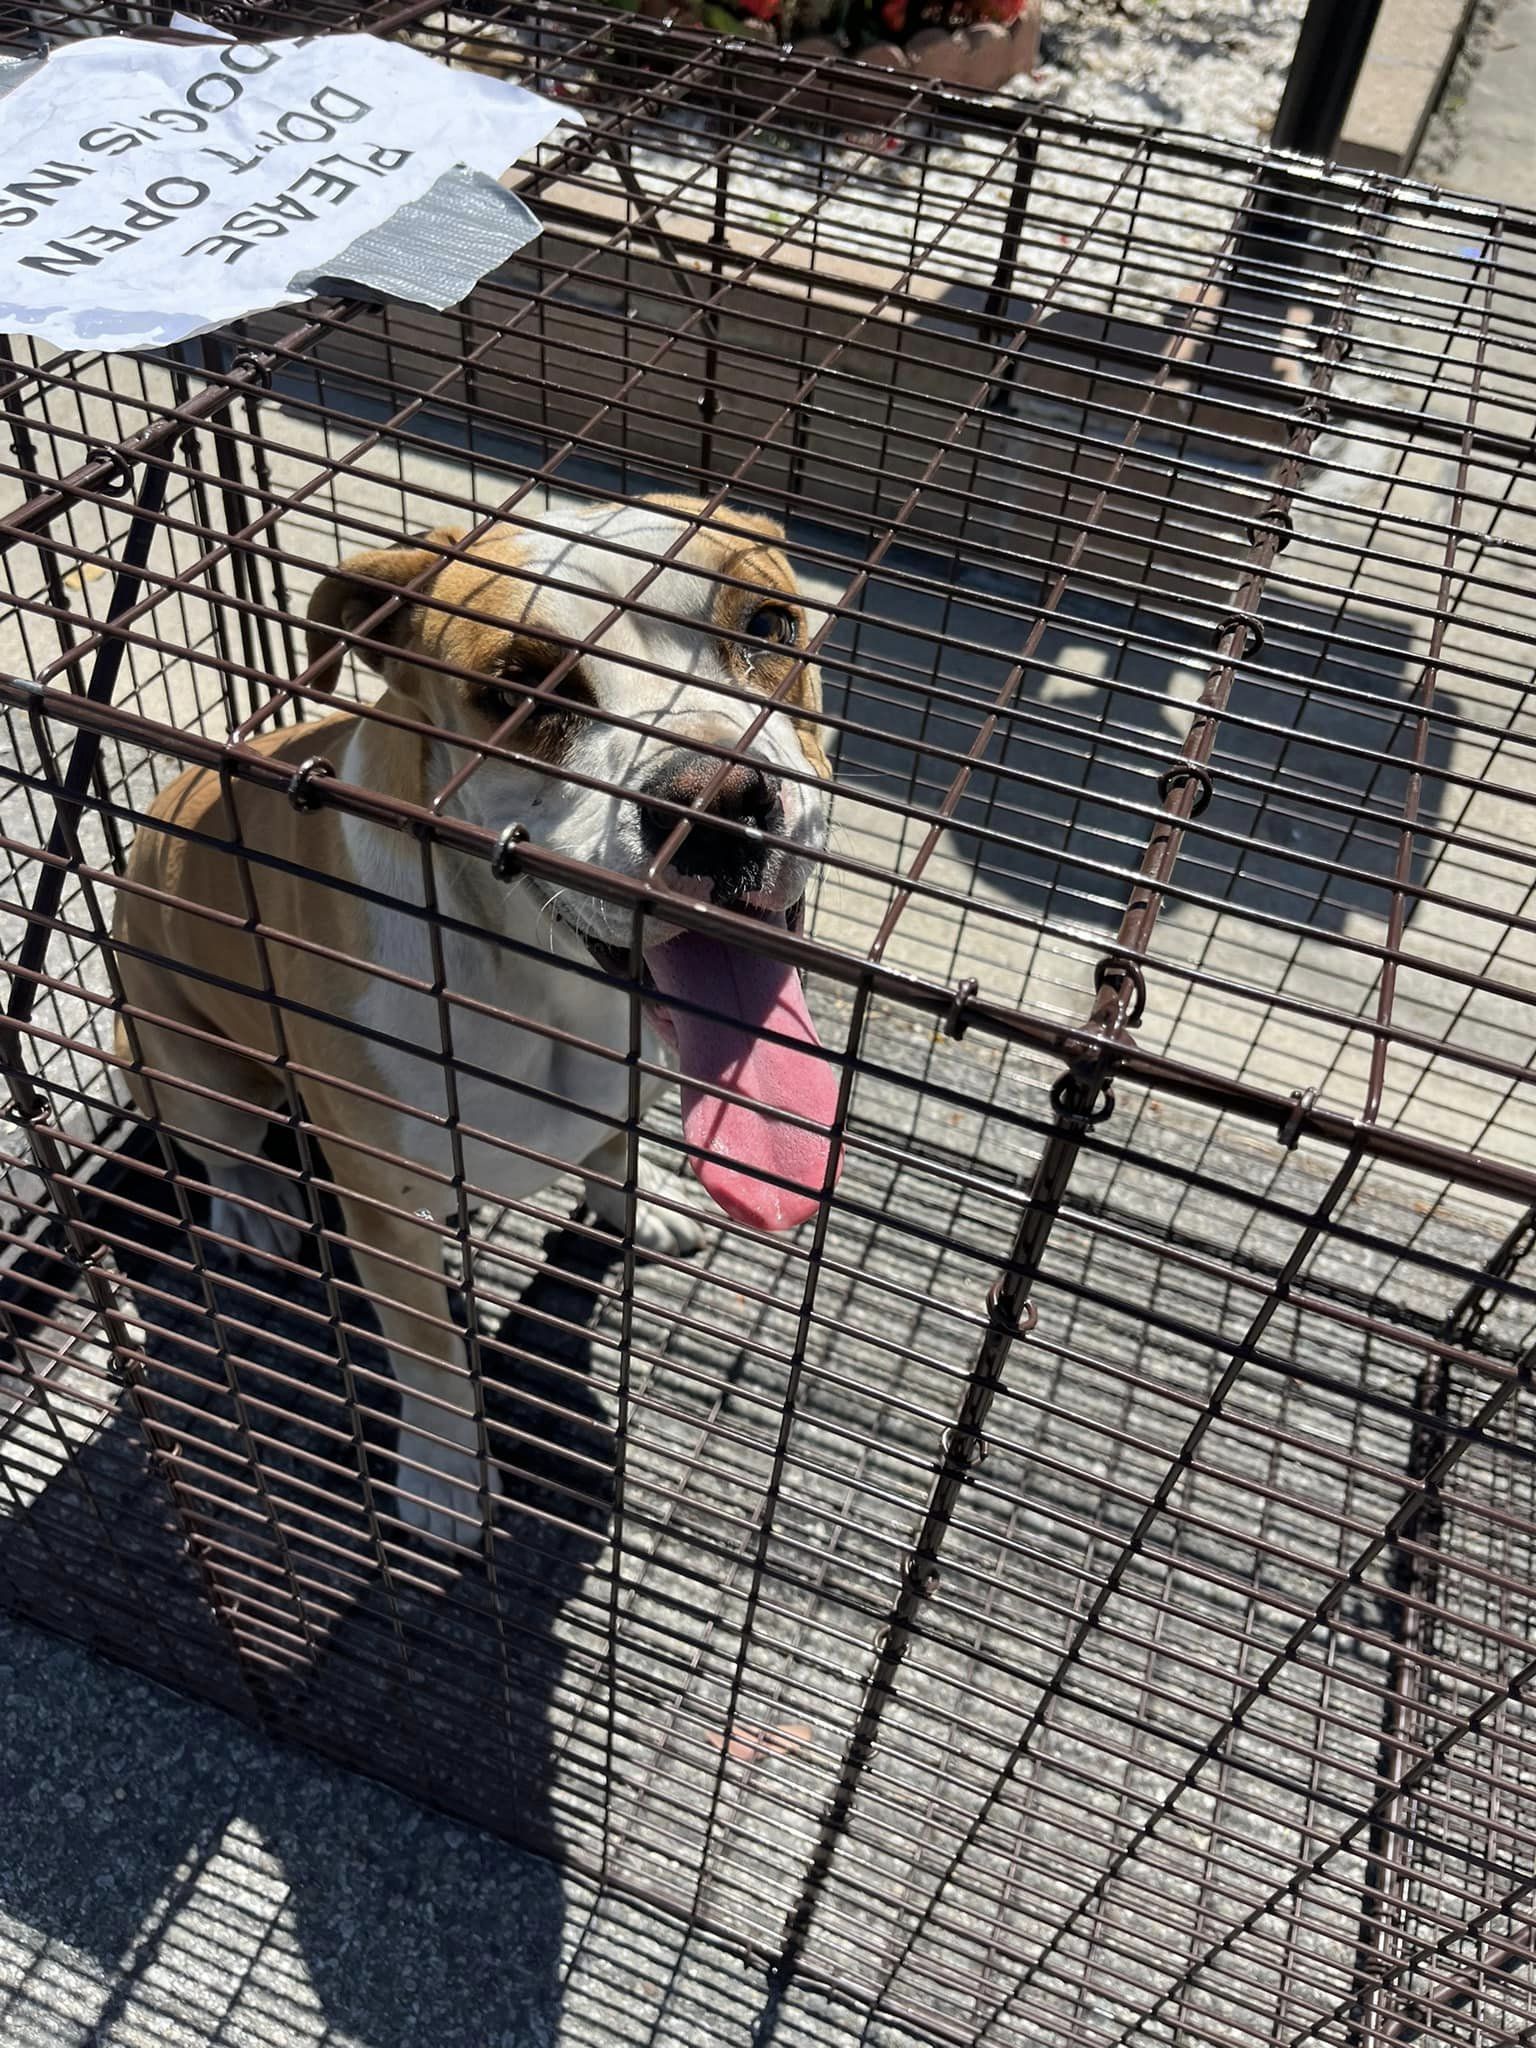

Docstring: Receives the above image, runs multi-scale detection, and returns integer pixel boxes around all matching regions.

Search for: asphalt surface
[1,1609,939,2048]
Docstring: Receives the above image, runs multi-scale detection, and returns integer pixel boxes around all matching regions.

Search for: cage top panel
[3,0,1535,1207]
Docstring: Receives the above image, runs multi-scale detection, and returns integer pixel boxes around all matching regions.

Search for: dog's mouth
[571,894,842,1233]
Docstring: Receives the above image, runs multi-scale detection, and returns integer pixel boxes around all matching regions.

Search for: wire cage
[3,5,1536,2045]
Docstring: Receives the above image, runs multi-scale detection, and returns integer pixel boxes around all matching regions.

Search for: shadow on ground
[820,568,1440,938]
[0,1159,629,2048]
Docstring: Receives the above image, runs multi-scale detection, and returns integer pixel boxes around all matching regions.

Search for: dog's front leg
[333,1179,497,1550]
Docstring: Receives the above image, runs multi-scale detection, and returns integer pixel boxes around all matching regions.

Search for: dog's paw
[584,1155,707,1259]
[206,1163,308,1267]
[632,1199,707,1259]
[392,1404,502,1551]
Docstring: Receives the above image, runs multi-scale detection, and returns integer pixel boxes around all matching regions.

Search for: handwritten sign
[0,32,575,353]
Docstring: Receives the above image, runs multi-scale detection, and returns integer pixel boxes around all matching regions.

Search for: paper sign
[0,31,576,353]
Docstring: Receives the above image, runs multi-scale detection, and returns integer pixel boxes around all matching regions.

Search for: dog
[111,495,840,1545]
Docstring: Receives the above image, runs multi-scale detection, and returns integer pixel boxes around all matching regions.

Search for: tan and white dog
[112,496,841,1543]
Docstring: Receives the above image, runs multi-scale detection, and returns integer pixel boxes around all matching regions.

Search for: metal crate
[3,6,1536,2045]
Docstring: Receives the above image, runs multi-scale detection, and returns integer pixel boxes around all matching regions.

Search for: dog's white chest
[343,843,651,1211]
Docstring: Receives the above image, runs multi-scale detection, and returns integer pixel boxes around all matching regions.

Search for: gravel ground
[1028,0,1308,141]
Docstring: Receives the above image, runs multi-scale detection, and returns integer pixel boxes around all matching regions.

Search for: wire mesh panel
[3,5,1536,2045]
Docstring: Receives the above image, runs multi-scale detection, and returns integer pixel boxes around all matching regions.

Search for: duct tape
[288,167,542,313]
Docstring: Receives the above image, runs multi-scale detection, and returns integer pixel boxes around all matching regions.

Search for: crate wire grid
[1,5,1536,2047]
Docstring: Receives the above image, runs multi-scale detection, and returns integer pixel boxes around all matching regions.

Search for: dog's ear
[304,528,466,683]
[729,507,787,548]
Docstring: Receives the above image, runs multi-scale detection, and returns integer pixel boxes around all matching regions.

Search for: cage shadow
[820,570,1440,939]
[0,1145,630,2048]
[255,317,1441,952]
[0,1624,568,2048]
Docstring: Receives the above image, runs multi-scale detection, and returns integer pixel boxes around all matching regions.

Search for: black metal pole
[1271,0,1388,158]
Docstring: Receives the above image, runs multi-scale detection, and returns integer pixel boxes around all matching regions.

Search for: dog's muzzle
[552,747,839,1234]
[636,753,786,904]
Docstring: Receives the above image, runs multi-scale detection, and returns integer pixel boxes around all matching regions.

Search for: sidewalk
[1434,0,1536,201]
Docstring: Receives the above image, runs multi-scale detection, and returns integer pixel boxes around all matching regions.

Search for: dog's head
[307,495,841,1230]
[307,494,830,931]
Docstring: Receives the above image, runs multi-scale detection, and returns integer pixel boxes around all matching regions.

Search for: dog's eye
[485,658,591,722]
[745,604,796,645]
[479,676,536,722]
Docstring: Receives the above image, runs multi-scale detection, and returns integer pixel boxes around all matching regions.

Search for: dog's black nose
[638,756,784,896]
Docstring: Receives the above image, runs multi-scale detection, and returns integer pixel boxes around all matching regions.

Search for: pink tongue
[644,929,842,1232]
